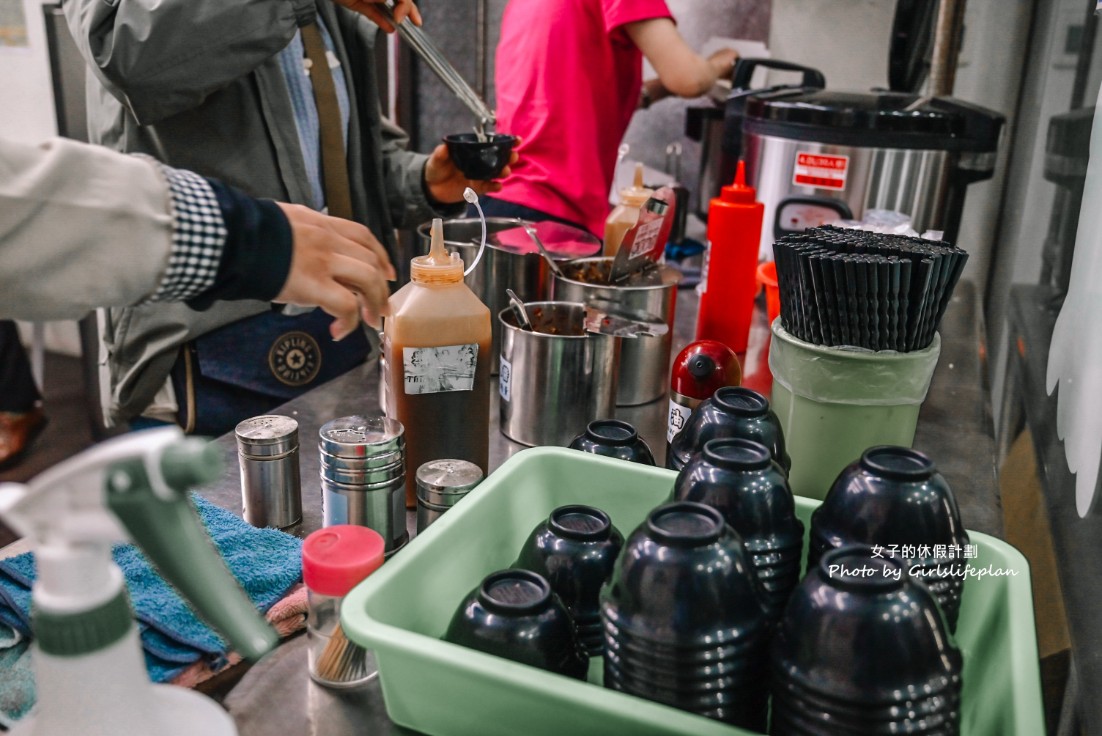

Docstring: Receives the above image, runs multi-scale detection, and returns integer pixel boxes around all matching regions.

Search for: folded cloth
[170,584,308,689]
[0,624,32,729]
[0,494,302,672]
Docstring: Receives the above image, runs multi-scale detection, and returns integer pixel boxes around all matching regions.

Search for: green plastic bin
[342,447,1043,736]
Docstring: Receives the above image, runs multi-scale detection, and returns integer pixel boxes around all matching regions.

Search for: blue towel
[0,493,302,678]
[0,625,32,729]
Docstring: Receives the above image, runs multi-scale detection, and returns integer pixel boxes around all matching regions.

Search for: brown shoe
[0,407,47,470]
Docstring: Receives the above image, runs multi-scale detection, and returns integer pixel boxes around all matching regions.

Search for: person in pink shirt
[484,0,739,238]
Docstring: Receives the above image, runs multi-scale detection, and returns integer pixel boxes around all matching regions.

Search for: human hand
[330,0,421,32]
[274,203,397,339]
[423,142,520,203]
[707,48,739,82]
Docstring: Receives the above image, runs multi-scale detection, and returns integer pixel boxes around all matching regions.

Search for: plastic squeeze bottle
[695,161,764,353]
[603,163,654,257]
[383,219,492,507]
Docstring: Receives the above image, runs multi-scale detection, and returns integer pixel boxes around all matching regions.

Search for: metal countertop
[210,282,1001,734]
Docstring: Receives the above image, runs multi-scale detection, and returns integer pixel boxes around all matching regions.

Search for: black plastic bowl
[600,502,767,646]
[666,387,790,473]
[444,133,518,180]
[568,419,656,466]
[443,569,588,679]
[808,445,970,629]
[771,546,963,708]
[514,504,624,656]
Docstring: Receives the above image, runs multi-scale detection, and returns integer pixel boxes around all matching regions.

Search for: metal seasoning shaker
[235,415,302,529]
[319,415,409,556]
[416,459,484,533]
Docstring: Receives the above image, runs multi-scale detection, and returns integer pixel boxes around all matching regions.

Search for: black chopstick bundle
[772,226,968,352]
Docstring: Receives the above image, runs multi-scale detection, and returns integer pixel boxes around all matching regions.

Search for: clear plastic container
[303,526,385,688]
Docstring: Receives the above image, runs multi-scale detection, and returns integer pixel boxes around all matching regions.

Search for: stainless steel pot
[498,302,619,446]
[552,259,681,406]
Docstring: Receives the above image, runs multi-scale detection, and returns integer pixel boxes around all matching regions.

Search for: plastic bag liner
[768,322,941,406]
[769,320,941,500]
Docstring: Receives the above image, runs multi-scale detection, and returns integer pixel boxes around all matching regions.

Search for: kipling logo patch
[269,331,322,386]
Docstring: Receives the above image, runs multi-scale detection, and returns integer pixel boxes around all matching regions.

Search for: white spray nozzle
[464,187,488,277]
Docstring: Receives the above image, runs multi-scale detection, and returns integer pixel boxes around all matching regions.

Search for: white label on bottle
[499,355,512,402]
[402,344,478,394]
[667,398,693,444]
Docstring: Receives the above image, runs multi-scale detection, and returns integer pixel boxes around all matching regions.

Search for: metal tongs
[377,2,496,133]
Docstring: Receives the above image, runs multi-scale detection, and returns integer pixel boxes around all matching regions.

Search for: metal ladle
[519,221,566,280]
[506,289,533,331]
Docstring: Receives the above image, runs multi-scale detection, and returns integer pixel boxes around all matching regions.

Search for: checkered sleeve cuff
[148,163,228,303]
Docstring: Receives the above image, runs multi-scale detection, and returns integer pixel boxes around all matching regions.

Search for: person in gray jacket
[1,135,396,466]
[64,0,505,434]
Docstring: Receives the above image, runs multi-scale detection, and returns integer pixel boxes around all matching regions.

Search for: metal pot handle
[731,58,826,92]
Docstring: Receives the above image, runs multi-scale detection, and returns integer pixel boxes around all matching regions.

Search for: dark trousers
[0,321,41,413]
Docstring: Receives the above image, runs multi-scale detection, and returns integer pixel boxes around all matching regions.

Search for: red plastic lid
[302,525,385,597]
[718,161,756,204]
[670,340,742,400]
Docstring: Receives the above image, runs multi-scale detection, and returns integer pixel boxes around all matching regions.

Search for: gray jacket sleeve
[377,118,465,229]
[64,0,316,125]
[0,137,174,321]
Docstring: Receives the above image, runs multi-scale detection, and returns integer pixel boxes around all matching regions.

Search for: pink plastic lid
[488,221,602,257]
[302,525,385,597]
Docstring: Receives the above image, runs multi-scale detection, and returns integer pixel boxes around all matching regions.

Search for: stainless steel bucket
[498,302,619,447]
[552,259,682,406]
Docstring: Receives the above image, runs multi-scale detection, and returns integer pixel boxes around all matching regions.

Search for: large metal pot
[552,259,681,406]
[416,218,600,372]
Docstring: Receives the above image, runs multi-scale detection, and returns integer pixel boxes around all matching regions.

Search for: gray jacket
[65,0,450,424]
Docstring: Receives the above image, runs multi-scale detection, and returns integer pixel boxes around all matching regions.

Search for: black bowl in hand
[444,133,518,180]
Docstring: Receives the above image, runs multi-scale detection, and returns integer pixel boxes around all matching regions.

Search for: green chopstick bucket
[768,320,941,500]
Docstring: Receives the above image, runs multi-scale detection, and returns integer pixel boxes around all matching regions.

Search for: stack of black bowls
[809,446,969,630]
[667,387,790,474]
[771,546,963,735]
[514,505,624,656]
[601,502,770,731]
[671,438,803,626]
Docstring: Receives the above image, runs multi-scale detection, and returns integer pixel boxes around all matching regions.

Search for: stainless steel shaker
[319,416,408,556]
[415,459,484,533]
[235,415,302,529]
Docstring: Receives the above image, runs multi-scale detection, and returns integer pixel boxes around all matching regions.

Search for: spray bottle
[383,189,492,507]
[0,427,278,736]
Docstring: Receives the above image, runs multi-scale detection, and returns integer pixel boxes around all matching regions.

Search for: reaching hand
[330,0,421,32]
[423,143,519,204]
[274,203,397,339]
[707,48,739,82]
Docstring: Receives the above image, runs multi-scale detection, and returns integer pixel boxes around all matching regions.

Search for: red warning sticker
[793,152,849,190]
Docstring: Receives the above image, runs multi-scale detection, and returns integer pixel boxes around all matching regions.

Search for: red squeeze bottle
[695,161,765,353]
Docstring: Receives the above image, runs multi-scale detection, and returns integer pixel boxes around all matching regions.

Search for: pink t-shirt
[493,0,673,237]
